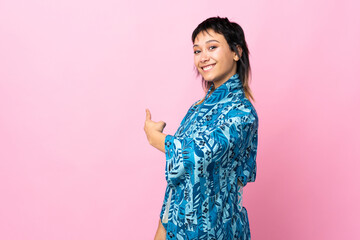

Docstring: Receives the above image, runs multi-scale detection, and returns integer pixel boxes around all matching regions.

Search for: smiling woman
[144,16,258,240]
[193,29,241,90]
[192,17,253,103]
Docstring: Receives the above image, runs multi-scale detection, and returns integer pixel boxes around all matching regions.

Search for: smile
[202,64,216,72]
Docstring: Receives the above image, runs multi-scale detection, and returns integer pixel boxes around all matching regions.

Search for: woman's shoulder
[193,98,203,106]
[226,96,258,123]
[193,92,210,107]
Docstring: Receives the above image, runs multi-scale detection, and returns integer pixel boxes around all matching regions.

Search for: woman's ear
[234,45,243,61]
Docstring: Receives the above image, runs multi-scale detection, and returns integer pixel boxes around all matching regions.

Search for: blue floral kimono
[160,73,258,240]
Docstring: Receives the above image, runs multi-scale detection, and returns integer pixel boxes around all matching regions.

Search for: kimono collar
[203,73,244,104]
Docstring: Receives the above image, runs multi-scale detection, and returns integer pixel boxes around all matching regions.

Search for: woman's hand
[144,109,166,135]
[144,109,167,153]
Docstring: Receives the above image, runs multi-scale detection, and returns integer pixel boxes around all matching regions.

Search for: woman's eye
[209,46,217,50]
[194,50,201,54]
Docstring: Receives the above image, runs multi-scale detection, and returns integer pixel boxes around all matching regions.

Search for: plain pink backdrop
[1,0,359,239]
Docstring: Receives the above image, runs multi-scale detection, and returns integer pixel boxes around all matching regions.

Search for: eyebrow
[193,39,220,48]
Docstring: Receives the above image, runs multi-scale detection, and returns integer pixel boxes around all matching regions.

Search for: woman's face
[193,29,240,89]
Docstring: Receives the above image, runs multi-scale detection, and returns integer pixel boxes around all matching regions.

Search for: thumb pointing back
[145,109,151,120]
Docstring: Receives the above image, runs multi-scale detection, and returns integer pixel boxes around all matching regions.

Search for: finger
[145,109,151,120]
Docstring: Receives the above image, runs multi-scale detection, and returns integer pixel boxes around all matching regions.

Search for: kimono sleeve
[235,111,258,187]
[164,118,235,185]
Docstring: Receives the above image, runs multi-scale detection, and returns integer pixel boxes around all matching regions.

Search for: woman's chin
[202,77,214,83]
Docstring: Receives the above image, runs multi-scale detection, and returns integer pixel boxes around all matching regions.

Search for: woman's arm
[144,109,167,153]
[148,131,166,153]
[163,107,258,186]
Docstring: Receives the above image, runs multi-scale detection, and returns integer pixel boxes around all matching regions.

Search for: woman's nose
[200,51,210,62]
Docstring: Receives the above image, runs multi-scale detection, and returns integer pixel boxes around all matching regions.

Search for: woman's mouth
[202,64,216,72]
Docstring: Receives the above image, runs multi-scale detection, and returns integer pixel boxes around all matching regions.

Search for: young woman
[144,16,259,240]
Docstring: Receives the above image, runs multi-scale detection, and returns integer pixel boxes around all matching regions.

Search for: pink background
[1,0,359,239]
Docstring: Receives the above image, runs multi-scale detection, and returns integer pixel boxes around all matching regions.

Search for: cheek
[212,51,225,63]
[193,55,198,64]
[194,56,201,68]
[220,53,235,65]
